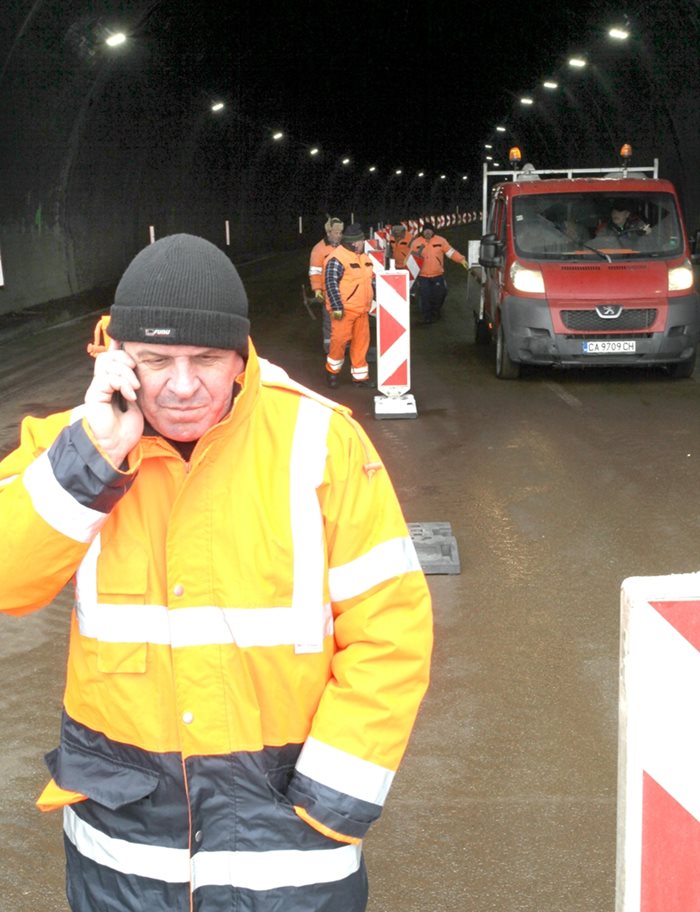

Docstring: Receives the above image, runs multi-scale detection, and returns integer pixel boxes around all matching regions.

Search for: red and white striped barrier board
[366,247,386,272]
[617,573,700,912]
[404,253,423,287]
[373,269,416,418]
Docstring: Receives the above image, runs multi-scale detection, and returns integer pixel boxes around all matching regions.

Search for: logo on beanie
[143,327,175,338]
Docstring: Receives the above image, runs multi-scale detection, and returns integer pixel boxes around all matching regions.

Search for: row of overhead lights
[103,30,470,184]
[482,23,631,165]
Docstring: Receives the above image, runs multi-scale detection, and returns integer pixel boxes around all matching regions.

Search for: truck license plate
[583,340,636,354]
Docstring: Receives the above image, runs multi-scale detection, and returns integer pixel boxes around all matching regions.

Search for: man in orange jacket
[324,223,375,388]
[309,215,344,353]
[0,234,432,912]
[409,222,468,323]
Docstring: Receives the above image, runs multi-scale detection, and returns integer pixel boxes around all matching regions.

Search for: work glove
[314,289,324,301]
[332,309,344,320]
[461,260,469,270]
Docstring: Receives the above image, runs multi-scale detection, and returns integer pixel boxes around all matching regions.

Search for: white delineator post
[617,573,700,912]
[373,269,416,419]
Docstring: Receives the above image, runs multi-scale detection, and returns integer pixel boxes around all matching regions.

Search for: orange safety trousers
[326,311,370,381]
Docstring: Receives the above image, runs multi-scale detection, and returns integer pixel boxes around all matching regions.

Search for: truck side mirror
[479,233,504,268]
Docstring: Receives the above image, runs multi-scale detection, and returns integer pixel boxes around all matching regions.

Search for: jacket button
[182,711,194,724]
[194,830,203,843]
[173,584,184,597]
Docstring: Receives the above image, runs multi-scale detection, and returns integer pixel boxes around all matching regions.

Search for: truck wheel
[667,349,696,379]
[496,323,520,379]
[474,316,491,345]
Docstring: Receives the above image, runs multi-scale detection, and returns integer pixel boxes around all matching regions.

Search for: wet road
[2,227,700,910]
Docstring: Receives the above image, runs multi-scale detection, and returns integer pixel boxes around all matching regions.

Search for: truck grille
[561,308,657,331]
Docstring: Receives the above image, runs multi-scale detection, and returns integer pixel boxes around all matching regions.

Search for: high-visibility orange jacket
[391,231,414,268]
[408,233,465,277]
[324,244,374,315]
[308,238,337,294]
[0,340,432,912]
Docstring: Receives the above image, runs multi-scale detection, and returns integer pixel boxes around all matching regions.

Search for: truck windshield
[512,192,683,260]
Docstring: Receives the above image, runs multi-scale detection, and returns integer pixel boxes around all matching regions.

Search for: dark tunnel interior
[1,0,699,315]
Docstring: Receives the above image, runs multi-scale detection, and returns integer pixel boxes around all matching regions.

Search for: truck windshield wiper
[579,243,612,263]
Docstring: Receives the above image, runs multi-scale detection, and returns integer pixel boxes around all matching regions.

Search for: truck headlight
[510,261,545,294]
[668,260,694,292]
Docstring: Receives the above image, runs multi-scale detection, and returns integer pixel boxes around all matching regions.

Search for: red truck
[475,147,700,378]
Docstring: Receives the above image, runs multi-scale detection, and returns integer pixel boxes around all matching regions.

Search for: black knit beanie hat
[343,223,365,243]
[109,234,250,355]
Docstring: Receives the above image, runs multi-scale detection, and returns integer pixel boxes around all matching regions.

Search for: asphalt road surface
[2,227,700,911]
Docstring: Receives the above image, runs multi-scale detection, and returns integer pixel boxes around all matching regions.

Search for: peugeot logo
[596,305,623,319]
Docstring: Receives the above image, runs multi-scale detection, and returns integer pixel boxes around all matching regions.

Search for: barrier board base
[407,522,461,575]
[373,393,417,419]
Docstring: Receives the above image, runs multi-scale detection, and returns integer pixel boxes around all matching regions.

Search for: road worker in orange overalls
[324,224,375,388]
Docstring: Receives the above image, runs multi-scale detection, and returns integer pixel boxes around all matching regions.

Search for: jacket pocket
[45,741,159,811]
[95,543,149,673]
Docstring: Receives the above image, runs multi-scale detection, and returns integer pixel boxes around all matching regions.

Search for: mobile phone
[115,390,128,413]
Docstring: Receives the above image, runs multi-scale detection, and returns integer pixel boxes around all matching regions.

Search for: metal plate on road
[408,522,461,575]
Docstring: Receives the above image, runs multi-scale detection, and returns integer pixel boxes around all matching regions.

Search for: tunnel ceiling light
[462,175,469,180]
[272,131,284,140]
[342,157,351,165]
[395,169,402,175]
[485,155,493,161]
[211,102,225,112]
[543,80,558,89]
[484,143,493,149]
[493,162,501,167]
[417,171,425,177]
[105,32,127,47]
[520,97,534,106]
[609,26,629,40]
[568,57,587,68]
[440,174,446,179]
[496,125,506,132]
[368,165,377,172]
[309,147,319,156]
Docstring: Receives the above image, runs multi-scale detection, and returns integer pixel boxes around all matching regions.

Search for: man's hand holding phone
[84,341,144,467]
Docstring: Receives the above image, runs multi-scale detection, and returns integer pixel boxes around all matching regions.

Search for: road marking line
[544,381,582,409]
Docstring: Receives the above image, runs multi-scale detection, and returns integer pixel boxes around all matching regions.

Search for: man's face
[350,239,364,253]
[327,225,343,245]
[122,342,245,441]
[423,228,434,239]
[611,208,629,227]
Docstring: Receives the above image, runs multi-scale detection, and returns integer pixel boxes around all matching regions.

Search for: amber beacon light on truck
[473,143,700,379]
